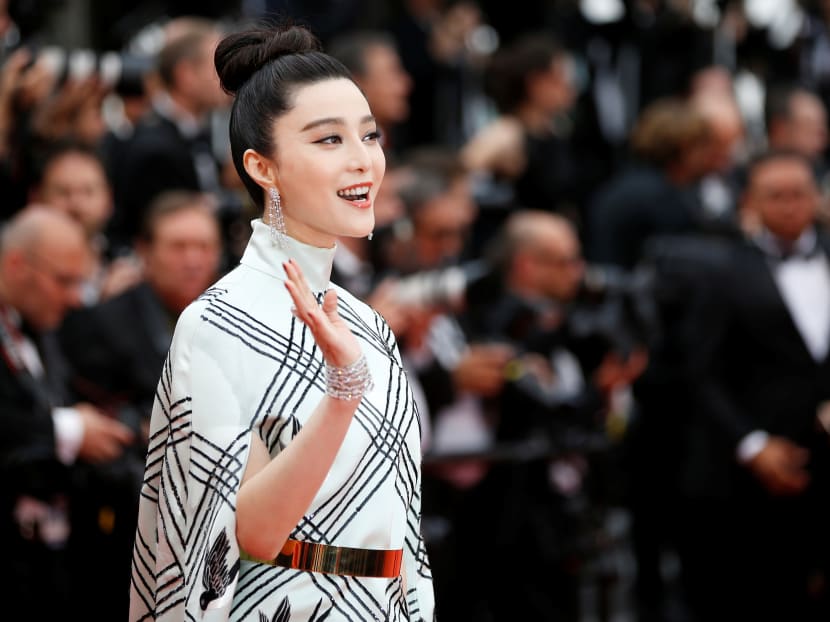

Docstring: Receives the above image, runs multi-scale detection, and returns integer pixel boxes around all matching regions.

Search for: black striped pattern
[130,259,433,621]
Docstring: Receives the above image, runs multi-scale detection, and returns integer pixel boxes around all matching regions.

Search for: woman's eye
[316,135,342,145]
[363,130,382,143]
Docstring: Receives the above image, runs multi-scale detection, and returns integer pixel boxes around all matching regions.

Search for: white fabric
[431,395,492,455]
[52,407,83,465]
[130,219,434,621]
[16,331,43,377]
[736,430,770,464]
[12,325,83,465]
[772,252,830,362]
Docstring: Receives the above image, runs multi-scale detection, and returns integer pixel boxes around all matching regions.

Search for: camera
[392,259,492,310]
[18,45,152,96]
[568,263,659,358]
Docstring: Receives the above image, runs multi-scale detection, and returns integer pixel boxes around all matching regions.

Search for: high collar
[239,219,336,292]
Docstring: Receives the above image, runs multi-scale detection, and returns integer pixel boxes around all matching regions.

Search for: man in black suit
[679,150,830,621]
[0,207,134,618]
[58,191,222,620]
[62,191,222,414]
[109,17,228,253]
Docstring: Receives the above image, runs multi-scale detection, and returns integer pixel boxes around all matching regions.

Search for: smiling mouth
[337,185,371,203]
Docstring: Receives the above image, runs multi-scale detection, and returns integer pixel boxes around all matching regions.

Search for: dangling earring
[367,232,374,241]
[268,187,287,248]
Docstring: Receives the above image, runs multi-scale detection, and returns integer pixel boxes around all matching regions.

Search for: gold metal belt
[240,538,403,578]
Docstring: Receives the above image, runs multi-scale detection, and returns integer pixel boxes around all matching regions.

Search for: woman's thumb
[322,289,339,318]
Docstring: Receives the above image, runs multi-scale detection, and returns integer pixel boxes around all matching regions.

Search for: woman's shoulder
[169,266,262,345]
[330,282,398,350]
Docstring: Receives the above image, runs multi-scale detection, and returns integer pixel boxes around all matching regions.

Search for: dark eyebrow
[300,115,377,132]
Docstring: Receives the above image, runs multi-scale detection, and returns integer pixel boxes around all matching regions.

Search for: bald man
[443,210,646,620]
[0,207,133,618]
[501,211,586,303]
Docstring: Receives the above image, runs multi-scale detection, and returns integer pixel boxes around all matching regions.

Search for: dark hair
[763,83,821,130]
[214,24,355,210]
[139,190,218,244]
[33,139,106,188]
[327,30,396,77]
[484,33,562,114]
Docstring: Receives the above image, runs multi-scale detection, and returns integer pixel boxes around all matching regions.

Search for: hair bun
[214,25,322,95]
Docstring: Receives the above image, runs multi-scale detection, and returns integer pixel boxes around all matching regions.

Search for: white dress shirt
[737,228,830,462]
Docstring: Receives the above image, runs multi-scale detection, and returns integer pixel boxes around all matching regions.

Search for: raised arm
[235,258,371,559]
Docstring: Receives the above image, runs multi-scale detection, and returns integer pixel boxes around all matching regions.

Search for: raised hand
[283,259,362,368]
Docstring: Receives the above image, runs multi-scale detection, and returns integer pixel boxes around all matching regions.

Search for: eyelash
[315,130,382,145]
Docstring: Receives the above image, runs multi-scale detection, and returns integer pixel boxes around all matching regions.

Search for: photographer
[409,201,647,620]
[459,210,648,621]
[0,207,134,620]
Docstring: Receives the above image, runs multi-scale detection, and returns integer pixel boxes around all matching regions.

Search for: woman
[460,33,580,216]
[129,24,435,621]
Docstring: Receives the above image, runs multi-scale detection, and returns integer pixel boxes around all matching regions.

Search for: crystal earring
[268,187,287,248]
[367,231,373,241]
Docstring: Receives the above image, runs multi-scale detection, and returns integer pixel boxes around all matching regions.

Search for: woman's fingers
[283,261,338,337]
[282,261,362,366]
[283,260,318,311]
[321,289,339,320]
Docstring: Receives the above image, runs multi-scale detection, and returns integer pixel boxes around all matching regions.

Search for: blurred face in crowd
[36,151,112,237]
[526,54,576,116]
[140,206,221,314]
[786,92,828,161]
[514,217,584,302]
[358,43,412,128]
[259,78,385,247]
[179,32,228,114]
[4,211,90,330]
[693,95,745,175]
[743,156,818,242]
[411,177,476,268]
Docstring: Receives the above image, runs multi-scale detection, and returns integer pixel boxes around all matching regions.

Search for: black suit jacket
[109,109,215,250]
[0,325,78,616]
[59,282,173,418]
[0,330,69,498]
[686,231,830,498]
[587,165,702,269]
[57,283,174,620]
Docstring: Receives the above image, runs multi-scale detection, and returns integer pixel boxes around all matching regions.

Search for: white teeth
[337,185,370,199]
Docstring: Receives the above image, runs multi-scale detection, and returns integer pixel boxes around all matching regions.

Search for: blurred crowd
[3,0,830,620]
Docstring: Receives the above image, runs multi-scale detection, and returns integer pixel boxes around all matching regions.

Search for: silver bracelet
[325,354,374,400]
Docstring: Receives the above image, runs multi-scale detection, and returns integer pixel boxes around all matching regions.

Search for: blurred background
[2,1,830,621]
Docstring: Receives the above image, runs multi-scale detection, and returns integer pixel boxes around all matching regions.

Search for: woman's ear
[242,148,277,192]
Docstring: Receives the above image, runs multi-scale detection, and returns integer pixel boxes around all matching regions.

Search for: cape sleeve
[380,312,436,621]
[129,304,251,621]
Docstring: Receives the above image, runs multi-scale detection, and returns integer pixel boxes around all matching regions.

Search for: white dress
[129,219,434,621]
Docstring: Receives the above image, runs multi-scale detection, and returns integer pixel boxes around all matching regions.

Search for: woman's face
[271,78,385,247]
